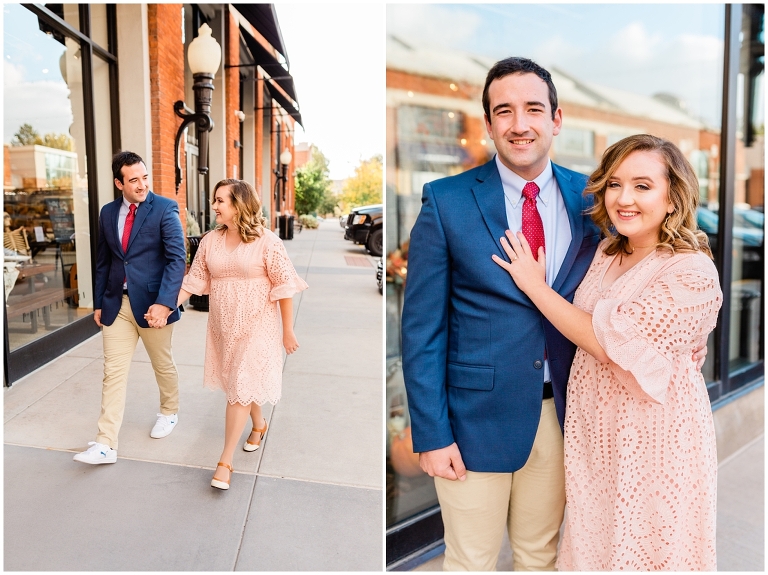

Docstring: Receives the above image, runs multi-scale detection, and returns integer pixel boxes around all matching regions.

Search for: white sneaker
[150,413,178,438]
[73,442,117,465]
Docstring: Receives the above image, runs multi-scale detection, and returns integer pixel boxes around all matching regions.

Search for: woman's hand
[491,230,547,295]
[283,330,300,355]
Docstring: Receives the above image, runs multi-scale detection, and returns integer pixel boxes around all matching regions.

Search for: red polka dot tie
[122,204,137,284]
[521,181,545,261]
[122,203,137,253]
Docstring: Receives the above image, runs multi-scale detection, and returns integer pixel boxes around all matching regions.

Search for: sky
[4,4,74,143]
[387,3,729,127]
[2,4,386,182]
[276,4,385,180]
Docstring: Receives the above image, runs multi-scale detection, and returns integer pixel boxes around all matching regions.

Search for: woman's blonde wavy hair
[586,134,712,258]
[212,179,268,243]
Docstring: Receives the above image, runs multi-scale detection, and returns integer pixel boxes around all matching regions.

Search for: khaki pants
[95,295,179,449]
[435,398,565,571]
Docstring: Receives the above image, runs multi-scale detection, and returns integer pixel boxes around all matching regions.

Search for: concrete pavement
[4,219,383,571]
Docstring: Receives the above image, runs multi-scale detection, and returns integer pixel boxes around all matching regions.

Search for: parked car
[697,206,763,279]
[344,203,383,257]
[376,258,383,294]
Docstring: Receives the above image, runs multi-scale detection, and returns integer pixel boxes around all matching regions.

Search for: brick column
[148,4,186,230]
[225,10,239,180]
[284,118,295,213]
[255,71,265,208]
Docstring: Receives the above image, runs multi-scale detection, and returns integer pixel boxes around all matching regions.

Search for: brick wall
[3,145,10,188]
[148,4,186,229]
[225,10,239,180]
[387,69,481,102]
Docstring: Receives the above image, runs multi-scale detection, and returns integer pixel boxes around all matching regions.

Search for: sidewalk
[4,220,383,571]
[412,435,764,571]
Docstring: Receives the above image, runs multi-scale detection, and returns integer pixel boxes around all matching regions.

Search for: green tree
[11,123,41,146]
[318,187,339,216]
[340,155,382,209]
[11,123,73,151]
[294,145,331,215]
[41,132,73,151]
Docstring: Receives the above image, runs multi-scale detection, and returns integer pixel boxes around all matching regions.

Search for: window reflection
[729,4,764,372]
[4,4,93,350]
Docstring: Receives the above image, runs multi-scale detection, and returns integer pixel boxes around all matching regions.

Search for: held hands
[144,304,173,329]
[419,443,467,481]
[491,231,547,295]
[283,329,300,354]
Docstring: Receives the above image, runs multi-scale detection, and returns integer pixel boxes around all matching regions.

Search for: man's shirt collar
[122,196,140,210]
[495,155,554,208]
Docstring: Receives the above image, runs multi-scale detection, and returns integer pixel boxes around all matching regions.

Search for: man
[74,151,186,465]
[401,58,704,570]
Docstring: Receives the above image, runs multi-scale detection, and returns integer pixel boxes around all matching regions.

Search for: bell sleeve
[265,237,309,301]
[180,233,212,295]
[591,256,722,404]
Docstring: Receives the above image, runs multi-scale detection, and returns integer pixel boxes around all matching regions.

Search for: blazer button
[533,360,543,369]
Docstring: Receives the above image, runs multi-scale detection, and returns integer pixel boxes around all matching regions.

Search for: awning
[239,28,298,102]
[235,5,289,67]
[264,80,303,127]
[239,24,302,127]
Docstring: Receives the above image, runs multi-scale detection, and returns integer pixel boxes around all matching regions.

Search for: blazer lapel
[109,198,124,253]
[471,160,509,255]
[126,191,154,253]
[551,163,586,293]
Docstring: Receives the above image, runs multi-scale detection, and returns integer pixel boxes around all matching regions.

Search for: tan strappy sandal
[211,462,233,490]
[243,419,268,452]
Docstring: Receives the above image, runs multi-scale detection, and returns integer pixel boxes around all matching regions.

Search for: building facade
[3,4,302,383]
[385,5,764,568]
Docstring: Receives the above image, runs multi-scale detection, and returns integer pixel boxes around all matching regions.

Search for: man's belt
[542,380,553,400]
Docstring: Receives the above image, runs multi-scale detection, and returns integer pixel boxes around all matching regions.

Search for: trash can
[186,235,209,311]
[278,215,294,240]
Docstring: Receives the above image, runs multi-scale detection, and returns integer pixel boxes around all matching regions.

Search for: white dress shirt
[495,155,572,383]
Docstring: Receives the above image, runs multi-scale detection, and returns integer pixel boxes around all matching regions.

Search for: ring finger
[500,236,519,261]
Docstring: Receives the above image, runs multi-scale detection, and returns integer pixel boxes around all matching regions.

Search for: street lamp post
[273,148,292,214]
[273,148,293,239]
[174,23,221,193]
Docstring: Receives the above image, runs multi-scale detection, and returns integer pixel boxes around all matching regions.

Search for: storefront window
[4,4,95,352]
[729,4,764,373]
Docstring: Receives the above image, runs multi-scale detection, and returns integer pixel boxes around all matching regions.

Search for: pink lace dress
[557,241,722,571]
[181,229,308,406]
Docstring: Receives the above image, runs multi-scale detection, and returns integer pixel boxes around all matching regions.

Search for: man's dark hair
[112,151,145,183]
[482,57,558,121]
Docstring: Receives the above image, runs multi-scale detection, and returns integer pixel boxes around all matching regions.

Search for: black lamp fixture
[273,148,293,213]
[174,23,222,193]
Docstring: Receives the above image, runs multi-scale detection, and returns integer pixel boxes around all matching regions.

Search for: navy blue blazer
[401,160,601,473]
[94,191,186,328]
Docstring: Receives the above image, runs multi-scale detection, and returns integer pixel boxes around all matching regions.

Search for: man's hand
[145,304,172,329]
[93,309,102,327]
[419,442,467,481]
[692,335,708,371]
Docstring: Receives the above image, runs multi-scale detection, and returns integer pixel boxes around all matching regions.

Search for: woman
[176,179,308,490]
[492,135,721,570]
